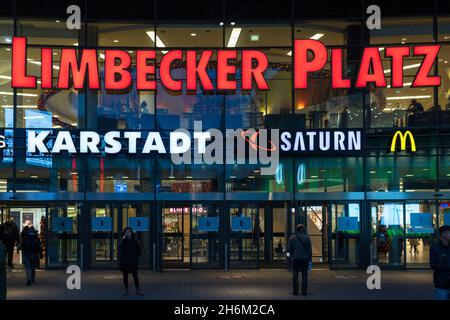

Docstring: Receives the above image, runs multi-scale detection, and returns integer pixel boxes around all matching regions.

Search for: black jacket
[20,228,42,258]
[0,221,20,243]
[118,238,141,271]
[429,242,450,289]
[288,231,312,262]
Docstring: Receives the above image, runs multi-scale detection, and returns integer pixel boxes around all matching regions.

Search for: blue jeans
[434,288,450,300]
[22,255,36,282]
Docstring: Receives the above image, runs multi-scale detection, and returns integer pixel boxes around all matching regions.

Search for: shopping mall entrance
[161,201,292,269]
[89,203,153,269]
[296,201,362,269]
[0,203,79,268]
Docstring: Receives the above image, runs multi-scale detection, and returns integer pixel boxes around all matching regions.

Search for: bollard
[0,241,7,300]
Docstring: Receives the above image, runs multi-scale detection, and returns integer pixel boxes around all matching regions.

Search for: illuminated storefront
[0,0,450,271]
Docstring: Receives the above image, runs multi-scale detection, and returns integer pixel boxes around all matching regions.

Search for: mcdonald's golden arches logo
[390,130,416,152]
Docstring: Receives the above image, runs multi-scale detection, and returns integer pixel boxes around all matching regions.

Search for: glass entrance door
[47,204,79,268]
[371,202,405,267]
[190,203,221,268]
[329,202,361,268]
[228,203,259,268]
[162,203,190,268]
[298,202,328,263]
[90,204,119,267]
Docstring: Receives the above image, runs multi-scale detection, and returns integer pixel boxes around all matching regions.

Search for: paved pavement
[5,267,436,300]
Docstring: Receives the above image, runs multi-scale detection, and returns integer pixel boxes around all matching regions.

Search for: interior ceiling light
[227,28,242,48]
[384,63,421,74]
[146,31,168,54]
[386,95,432,100]
[310,33,324,40]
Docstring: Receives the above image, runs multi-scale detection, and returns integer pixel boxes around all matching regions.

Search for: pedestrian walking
[0,217,20,268]
[118,227,143,296]
[430,225,450,300]
[20,225,43,286]
[287,224,312,296]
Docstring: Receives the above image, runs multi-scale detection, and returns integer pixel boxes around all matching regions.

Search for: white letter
[334,131,346,150]
[319,131,330,151]
[366,5,381,30]
[104,131,122,154]
[348,131,361,150]
[366,265,381,290]
[52,131,76,153]
[170,131,191,154]
[280,132,291,151]
[124,132,141,153]
[0,135,5,149]
[27,130,50,153]
[142,132,166,153]
[306,132,317,151]
[80,131,100,153]
[66,265,81,290]
[194,131,211,154]
[66,5,81,30]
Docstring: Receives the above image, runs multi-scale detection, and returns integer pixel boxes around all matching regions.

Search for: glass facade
[1,0,450,270]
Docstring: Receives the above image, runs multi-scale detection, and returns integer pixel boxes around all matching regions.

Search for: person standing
[287,224,312,296]
[0,217,20,268]
[430,225,450,300]
[118,227,143,296]
[20,226,43,286]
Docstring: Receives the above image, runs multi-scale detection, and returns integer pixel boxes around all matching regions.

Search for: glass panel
[331,203,360,268]
[156,25,223,47]
[91,204,118,266]
[225,25,291,47]
[191,203,220,266]
[296,158,363,192]
[121,204,150,267]
[47,204,79,267]
[229,205,258,267]
[405,201,436,268]
[371,202,405,267]
[162,205,189,264]
[272,206,287,261]
[305,204,325,263]
[370,17,433,44]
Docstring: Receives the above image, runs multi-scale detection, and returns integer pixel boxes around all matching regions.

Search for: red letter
[412,45,441,87]
[58,49,99,89]
[242,50,269,90]
[104,50,131,90]
[41,48,53,89]
[160,50,182,91]
[186,50,213,91]
[136,50,156,90]
[331,49,350,89]
[355,48,386,88]
[294,39,327,89]
[217,50,237,90]
[385,47,410,88]
[11,37,36,88]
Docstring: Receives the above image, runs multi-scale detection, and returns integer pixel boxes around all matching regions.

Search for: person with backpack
[20,225,43,286]
[287,224,312,296]
[0,217,20,268]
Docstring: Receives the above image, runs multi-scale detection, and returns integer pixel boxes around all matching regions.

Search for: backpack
[2,224,14,240]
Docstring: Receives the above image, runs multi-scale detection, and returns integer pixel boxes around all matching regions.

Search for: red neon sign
[11,37,441,91]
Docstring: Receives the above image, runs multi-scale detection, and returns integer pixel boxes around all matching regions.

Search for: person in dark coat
[118,227,143,296]
[430,225,450,300]
[0,217,20,268]
[287,224,312,296]
[20,225,43,286]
